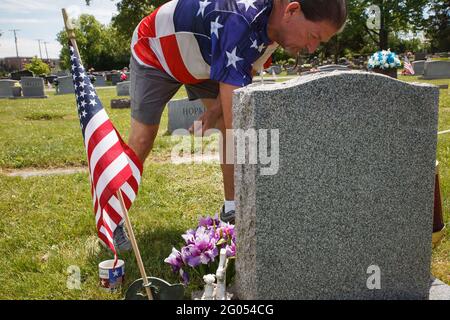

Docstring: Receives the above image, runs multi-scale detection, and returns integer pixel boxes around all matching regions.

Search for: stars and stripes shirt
[69,44,143,255]
[131,0,278,87]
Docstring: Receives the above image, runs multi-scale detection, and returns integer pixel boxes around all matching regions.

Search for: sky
[0,0,120,59]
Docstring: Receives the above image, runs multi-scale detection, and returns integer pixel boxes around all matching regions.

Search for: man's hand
[189,98,223,136]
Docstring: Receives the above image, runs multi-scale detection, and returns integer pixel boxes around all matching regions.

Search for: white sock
[224,200,235,213]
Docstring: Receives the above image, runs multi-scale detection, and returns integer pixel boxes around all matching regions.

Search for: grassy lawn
[0,75,449,299]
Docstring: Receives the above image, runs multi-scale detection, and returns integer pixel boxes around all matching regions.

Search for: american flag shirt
[131,0,278,87]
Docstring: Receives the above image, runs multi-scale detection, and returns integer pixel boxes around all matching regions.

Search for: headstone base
[429,278,450,300]
[7,96,48,99]
[111,98,131,109]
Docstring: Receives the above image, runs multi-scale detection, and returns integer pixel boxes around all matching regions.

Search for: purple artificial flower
[179,268,189,285]
[198,214,221,228]
[181,229,196,245]
[164,247,184,273]
[181,244,202,268]
[225,242,236,258]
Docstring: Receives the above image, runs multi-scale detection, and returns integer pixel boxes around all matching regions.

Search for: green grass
[0,77,449,299]
[0,163,223,299]
[0,87,188,169]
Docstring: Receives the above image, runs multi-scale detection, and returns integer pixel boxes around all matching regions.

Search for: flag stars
[226,47,243,69]
[90,91,97,98]
[210,16,223,38]
[90,99,98,107]
[81,110,87,118]
[197,0,211,17]
[250,39,258,50]
[237,0,257,11]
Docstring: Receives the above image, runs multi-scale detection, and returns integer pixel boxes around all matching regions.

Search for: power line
[9,29,20,57]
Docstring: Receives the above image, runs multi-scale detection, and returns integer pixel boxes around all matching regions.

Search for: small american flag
[68,43,143,256]
[403,56,415,75]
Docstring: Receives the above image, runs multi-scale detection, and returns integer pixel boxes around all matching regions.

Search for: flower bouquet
[367,49,402,79]
[164,215,236,286]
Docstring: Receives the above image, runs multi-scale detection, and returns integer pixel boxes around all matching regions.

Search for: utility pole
[9,29,20,57]
[37,39,43,59]
[43,41,50,60]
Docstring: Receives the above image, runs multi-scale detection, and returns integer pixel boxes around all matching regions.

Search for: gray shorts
[129,57,219,125]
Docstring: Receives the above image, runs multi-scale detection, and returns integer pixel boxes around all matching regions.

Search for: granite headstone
[95,75,106,86]
[233,71,439,300]
[20,77,46,98]
[116,81,130,96]
[422,61,450,80]
[56,76,74,95]
[0,80,19,98]
[168,99,206,134]
[111,73,121,85]
[413,60,426,75]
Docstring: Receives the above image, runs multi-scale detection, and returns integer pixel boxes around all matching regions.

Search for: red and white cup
[99,259,125,292]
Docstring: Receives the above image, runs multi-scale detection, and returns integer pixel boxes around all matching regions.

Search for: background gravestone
[111,73,121,85]
[413,60,426,75]
[0,80,19,98]
[95,75,106,86]
[116,81,130,96]
[167,99,206,134]
[415,52,427,61]
[20,77,46,98]
[233,71,439,300]
[56,76,74,95]
[421,61,450,79]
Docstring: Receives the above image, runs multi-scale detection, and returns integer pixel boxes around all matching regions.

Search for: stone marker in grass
[167,99,206,134]
[20,77,47,98]
[233,71,441,299]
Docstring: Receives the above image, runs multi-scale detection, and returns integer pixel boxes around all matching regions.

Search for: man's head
[268,0,348,56]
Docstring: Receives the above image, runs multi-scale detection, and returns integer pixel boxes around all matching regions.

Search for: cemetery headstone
[111,98,131,109]
[111,73,121,85]
[233,71,439,300]
[421,61,450,80]
[116,81,130,96]
[56,76,74,95]
[95,75,106,86]
[413,60,426,75]
[0,80,19,98]
[415,52,427,61]
[20,77,47,98]
[168,99,206,134]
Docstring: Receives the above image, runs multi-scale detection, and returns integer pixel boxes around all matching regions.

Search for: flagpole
[61,8,154,301]
[117,191,154,300]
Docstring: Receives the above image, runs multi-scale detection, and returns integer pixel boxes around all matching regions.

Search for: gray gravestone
[421,61,450,80]
[116,81,130,96]
[168,99,206,134]
[56,76,74,95]
[415,52,427,61]
[0,80,19,98]
[111,73,121,85]
[413,60,426,75]
[95,75,106,86]
[233,71,439,300]
[111,98,131,109]
[20,77,46,98]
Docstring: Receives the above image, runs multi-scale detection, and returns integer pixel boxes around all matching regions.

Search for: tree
[86,0,162,41]
[57,14,131,71]
[25,57,51,76]
[347,0,434,50]
[425,0,450,52]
